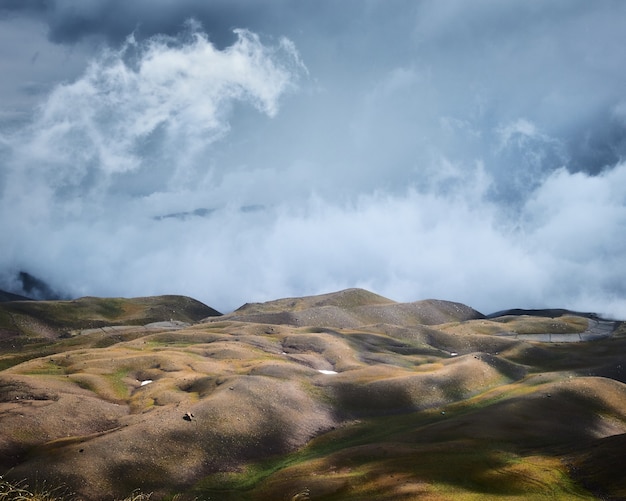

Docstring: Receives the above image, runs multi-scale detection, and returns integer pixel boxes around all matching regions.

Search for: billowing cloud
[1,2,625,317]
[2,25,303,218]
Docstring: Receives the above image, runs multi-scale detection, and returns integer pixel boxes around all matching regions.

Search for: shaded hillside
[0,295,221,371]
[0,289,32,302]
[0,288,624,500]
[0,295,221,335]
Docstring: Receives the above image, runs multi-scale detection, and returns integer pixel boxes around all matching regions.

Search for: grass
[0,353,50,372]
[313,450,591,501]
[0,478,154,501]
[0,464,589,501]
[0,296,220,341]
[1,292,622,500]
[188,372,605,500]
[104,367,133,399]
[22,360,66,376]
[191,426,593,500]
[490,316,589,335]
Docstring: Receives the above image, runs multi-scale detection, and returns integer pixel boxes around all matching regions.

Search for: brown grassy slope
[192,309,626,500]
[0,314,529,499]
[0,295,220,337]
[250,377,626,501]
[1,325,339,498]
[567,432,626,498]
[0,295,221,371]
[231,288,395,314]
[351,299,485,326]
[0,290,625,500]
[220,288,484,328]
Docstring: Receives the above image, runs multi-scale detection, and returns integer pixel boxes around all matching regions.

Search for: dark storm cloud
[0,0,48,13]
[1,0,327,46]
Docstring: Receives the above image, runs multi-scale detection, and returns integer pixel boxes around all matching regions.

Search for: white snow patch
[317,369,338,375]
[140,380,153,386]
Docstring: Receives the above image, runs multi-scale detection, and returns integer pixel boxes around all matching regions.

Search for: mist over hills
[1,287,625,499]
[1,2,626,317]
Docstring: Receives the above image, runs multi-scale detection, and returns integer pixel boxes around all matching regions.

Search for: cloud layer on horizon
[1,1,625,317]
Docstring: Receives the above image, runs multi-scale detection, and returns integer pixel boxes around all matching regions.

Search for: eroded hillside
[0,289,624,500]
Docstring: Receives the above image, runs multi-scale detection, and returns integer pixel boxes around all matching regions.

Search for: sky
[0,0,625,317]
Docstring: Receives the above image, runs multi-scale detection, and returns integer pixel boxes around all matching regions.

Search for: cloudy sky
[1,0,625,316]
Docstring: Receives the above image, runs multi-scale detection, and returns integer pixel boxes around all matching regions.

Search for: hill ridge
[221,289,483,328]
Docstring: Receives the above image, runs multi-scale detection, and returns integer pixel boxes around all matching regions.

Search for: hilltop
[0,288,625,500]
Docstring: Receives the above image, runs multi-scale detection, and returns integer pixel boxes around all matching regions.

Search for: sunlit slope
[0,288,623,500]
[225,287,484,328]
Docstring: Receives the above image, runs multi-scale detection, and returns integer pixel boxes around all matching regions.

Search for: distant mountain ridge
[0,271,66,301]
[0,289,32,302]
[487,307,604,320]
[3,283,614,323]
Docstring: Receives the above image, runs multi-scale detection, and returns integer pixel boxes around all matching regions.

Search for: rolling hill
[0,288,624,500]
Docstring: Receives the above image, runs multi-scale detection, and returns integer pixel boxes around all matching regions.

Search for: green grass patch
[22,359,66,375]
[0,309,18,332]
[191,411,442,498]
[493,316,588,335]
[193,423,593,500]
[104,368,132,399]
[71,375,98,393]
[0,352,54,371]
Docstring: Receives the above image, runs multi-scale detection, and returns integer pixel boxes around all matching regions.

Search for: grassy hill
[0,289,624,500]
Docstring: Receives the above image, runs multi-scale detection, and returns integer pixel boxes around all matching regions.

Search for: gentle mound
[221,288,483,328]
[231,288,395,314]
